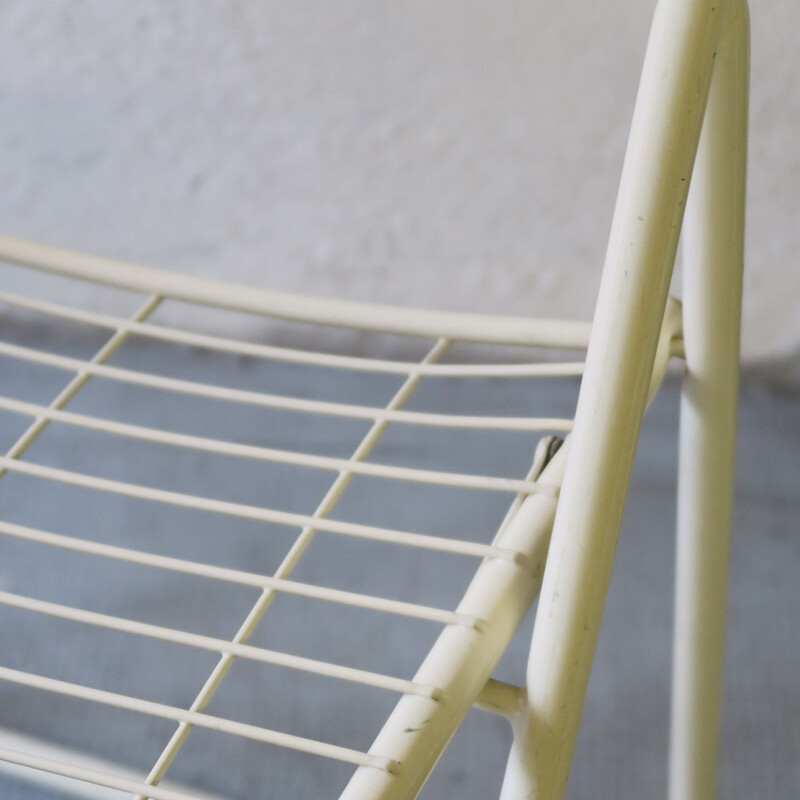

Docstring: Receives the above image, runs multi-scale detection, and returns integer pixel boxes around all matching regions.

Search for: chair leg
[669,4,749,799]
[498,2,733,796]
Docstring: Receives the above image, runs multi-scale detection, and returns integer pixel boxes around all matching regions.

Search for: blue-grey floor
[0,323,797,799]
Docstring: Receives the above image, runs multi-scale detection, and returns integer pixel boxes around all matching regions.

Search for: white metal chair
[0,0,748,797]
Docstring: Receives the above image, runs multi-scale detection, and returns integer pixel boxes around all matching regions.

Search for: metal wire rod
[473,679,525,718]
[0,667,397,771]
[0,232,594,348]
[0,395,557,497]
[0,290,586,378]
[0,746,207,800]
[0,339,573,432]
[0,519,478,628]
[340,438,569,799]
[0,295,162,481]
[136,338,450,798]
[0,727,231,800]
[0,590,439,699]
[0,456,514,565]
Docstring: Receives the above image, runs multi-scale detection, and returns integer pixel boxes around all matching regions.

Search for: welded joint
[474,678,526,720]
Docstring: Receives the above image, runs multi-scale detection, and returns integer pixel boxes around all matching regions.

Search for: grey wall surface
[0,1,797,367]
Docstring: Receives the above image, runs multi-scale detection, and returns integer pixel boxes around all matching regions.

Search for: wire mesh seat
[0,238,592,799]
[0,0,749,798]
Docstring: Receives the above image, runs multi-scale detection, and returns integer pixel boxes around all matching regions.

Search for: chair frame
[500,1,749,798]
[0,0,748,798]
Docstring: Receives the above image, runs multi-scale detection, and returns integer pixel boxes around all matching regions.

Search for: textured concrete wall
[0,1,797,364]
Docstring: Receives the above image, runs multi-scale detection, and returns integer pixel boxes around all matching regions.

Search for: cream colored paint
[0,1,795,365]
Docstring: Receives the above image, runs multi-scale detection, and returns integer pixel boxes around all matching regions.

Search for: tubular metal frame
[0,0,748,798]
[499,1,748,798]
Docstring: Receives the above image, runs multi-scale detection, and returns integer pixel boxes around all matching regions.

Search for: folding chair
[0,0,748,797]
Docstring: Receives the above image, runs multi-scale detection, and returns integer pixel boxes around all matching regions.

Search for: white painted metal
[0,455,520,564]
[648,296,684,405]
[0,338,573,432]
[0,517,477,626]
[0,232,592,349]
[0,590,439,699]
[340,440,569,800]
[472,679,525,720]
[499,2,747,799]
[0,728,229,800]
[0,666,397,771]
[0,0,748,796]
[0,395,556,496]
[132,337,453,799]
[0,516,478,631]
[0,294,162,479]
[670,3,749,799]
[0,289,588,378]
[0,746,208,800]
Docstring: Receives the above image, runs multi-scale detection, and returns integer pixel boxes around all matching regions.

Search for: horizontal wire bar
[0,232,593,348]
[0,667,398,772]
[0,456,514,568]
[0,727,230,800]
[0,590,440,699]
[0,295,163,482]
[0,519,481,628]
[133,338,453,800]
[0,395,557,497]
[0,290,586,379]
[0,746,208,800]
[0,339,574,432]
